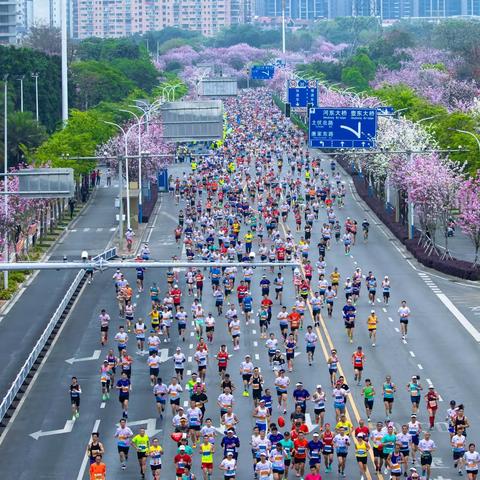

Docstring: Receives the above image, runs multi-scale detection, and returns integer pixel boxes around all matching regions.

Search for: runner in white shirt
[255,454,273,480]
[274,370,290,414]
[464,443,480,479]
[265,333,278,367]
[173,347,186,380]
[418,432,436,480]
[398,300,411,342]
[240,356,254,397]
[219,453,237,478]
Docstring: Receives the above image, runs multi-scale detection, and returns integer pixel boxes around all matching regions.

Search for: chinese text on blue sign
[287,79,318,108]
[309,107,377,149]
[251,65,275,80]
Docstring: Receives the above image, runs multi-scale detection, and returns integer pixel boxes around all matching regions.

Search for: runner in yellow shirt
[132,428,150,478]
[335,414,353,435]
[367,310,378,347]
[200,435,215,479]
[147,438,163,479]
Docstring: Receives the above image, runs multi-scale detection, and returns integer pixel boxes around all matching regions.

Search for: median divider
[0,247,116,431]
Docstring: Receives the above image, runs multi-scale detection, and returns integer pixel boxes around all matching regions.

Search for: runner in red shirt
[174,447,192,479]
[276,245,286,261]
[216,344,229,380]
[321,423,334,473]
[354,419,370,440]
[236,281,248,308]
[293,431,309,478]
[170,285,182,311]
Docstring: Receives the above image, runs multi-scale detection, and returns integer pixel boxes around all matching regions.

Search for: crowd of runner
[76,90,478,480]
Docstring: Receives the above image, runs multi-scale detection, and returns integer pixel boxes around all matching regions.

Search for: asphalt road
[0,178,118,404]
[0,160,478,480]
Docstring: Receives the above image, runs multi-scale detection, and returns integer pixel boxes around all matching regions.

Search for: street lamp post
[31,73,39,123]
[448,128,480,153]
[17,75,24,112]
[120,109,146,224]
[281,0,286,54]
[3,75,9,289]
[103,121,133,242]
[61,0,68,125]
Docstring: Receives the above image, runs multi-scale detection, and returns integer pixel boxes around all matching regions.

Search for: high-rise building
[254,0,328,19]
[72,0,234,39]
[0,0,16,44]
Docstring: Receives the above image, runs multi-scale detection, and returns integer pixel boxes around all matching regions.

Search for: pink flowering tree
[406,153,461,252]
[457,173,480,265]
[97,119,175,182]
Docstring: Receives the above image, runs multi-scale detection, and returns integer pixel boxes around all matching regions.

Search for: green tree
[35,109,116,177]
[2,112,48,167]
[346,52,376,81]
[76,37,144,62]
[341,67,369,91]
[71,61,136,110]
[111,58,159,92]
[0,46,62,131]
[368,28,415,69]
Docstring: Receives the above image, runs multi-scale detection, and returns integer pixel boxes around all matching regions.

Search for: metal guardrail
[0,247,116,425]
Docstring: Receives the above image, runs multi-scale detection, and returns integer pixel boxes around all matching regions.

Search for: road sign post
[251,65,275,80]
[308,107,377,149]
[287,79,318,108]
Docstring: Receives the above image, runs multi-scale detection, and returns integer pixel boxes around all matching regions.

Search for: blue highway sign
[309,107,377,149]
[251,65,275,80]
[287,79,318,108]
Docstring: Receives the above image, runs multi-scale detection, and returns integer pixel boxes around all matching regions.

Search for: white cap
[316,384,322,389]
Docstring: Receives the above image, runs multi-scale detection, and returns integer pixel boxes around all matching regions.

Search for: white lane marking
[0,278,88,448]
[354,261,357,265]
[252,329,257,334]
[83,228,90,232]
[189,344,193,349]
[188,356,192,363]
[255,354,260,360]
[100,402,106,409]
[183,400,189,407]
[436,293,480,342]
[96,228,103,232]
[409,351,415,358]
[426,378,433,386]
[438,395,444,402]
[253,341,258,347]
[376,298,381,303]
[146,196,163,243]
[190,331,194,336]
[70,229,77,232]
[76,419,101,480]
[417,364,423,370]
[388,317,393,322]
[109,227,116,231]
[382,308,387,313]
[187,370,191,375]
[394,327,399,332]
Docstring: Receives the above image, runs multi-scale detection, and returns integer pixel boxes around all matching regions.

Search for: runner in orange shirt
[288,307,301,342]
[89,455,106,480]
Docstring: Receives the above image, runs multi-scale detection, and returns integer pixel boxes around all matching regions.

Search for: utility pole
[3,75,9,289]
[32,73,39,123]
[17,76,24,112]
[61,0,68,125]
[281,0,286,54]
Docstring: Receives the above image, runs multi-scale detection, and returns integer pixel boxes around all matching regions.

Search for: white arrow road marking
[305,413,318,432]
[118,418,161,437]
[65,350,101,364]
[214,424,226,434]
[158,348,172,363]
[30,419,75,440]
[340,122,362,139]
[294,352,301,357]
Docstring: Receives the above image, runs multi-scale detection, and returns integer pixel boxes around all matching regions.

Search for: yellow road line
[279,218,382,480]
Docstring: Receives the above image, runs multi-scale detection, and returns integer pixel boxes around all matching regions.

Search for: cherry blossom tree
[457,173,480,265]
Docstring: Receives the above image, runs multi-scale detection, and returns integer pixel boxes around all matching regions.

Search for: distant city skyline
[1,0,480,45]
